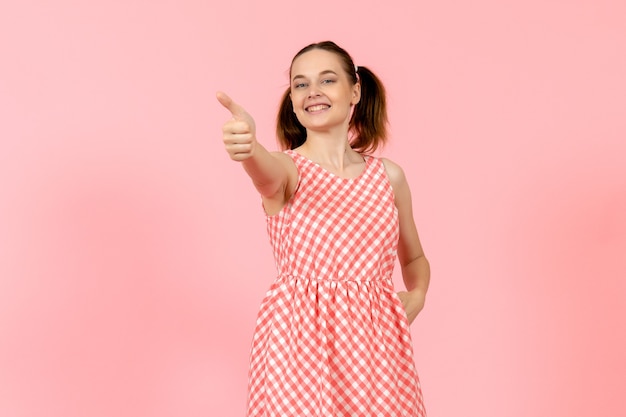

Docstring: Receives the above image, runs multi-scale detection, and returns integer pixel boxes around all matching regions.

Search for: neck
[300,134,352,163]
[297,130,365,175]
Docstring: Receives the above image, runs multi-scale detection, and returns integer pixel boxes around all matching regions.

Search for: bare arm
[382,158,431,324]
[217,92,298,212]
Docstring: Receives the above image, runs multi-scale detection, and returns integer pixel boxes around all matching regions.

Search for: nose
[306,85,321,98]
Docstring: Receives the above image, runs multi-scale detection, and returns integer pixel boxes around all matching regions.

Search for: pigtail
[276,87,307,150]
[350,66,388,154]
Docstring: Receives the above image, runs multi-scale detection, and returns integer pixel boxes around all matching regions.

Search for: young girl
[217,41,429,417]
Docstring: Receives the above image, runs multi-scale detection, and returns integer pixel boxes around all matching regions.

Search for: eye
[321,79,335,84]
[293,82,307,89]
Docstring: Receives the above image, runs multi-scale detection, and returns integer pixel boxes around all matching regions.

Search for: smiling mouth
[306,104,331,112]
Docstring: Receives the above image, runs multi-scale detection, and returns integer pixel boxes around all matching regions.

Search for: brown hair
[276,41,388,154]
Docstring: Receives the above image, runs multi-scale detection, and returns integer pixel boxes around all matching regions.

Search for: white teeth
[307,104,330,112]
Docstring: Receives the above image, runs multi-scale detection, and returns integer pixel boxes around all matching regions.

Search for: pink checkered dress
[246,150,426,417]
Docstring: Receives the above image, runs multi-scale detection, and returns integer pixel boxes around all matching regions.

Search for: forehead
[291,49,345,75]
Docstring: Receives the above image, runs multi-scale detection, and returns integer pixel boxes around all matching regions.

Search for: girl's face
[289,49,360,135]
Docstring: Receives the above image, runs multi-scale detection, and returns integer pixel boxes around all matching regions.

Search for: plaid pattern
[247,150,426,417]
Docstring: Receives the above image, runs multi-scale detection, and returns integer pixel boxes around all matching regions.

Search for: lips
[305,104,331,112]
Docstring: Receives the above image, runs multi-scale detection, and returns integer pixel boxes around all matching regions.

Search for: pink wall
[1,1,625,416]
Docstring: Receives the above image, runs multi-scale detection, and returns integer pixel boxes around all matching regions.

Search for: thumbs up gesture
[217,92,258,161]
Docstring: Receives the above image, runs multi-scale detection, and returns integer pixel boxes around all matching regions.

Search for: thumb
[216,91,247,120]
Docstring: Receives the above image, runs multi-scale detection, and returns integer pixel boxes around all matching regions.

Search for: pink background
[1,1,625,416]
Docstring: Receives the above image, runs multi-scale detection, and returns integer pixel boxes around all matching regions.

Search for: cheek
[291,94,306,111]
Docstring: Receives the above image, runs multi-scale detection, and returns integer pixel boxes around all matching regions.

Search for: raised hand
[216,91,257,161]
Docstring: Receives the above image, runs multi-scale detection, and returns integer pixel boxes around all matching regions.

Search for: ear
[351,82,361,106]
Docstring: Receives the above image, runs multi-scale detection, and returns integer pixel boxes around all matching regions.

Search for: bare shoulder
[270,150,296,165]
[270,150,299,195]
[270,151,298,174]
[380,157,408,189]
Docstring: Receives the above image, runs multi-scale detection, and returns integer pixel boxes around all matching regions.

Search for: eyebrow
[292,70,338,82]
